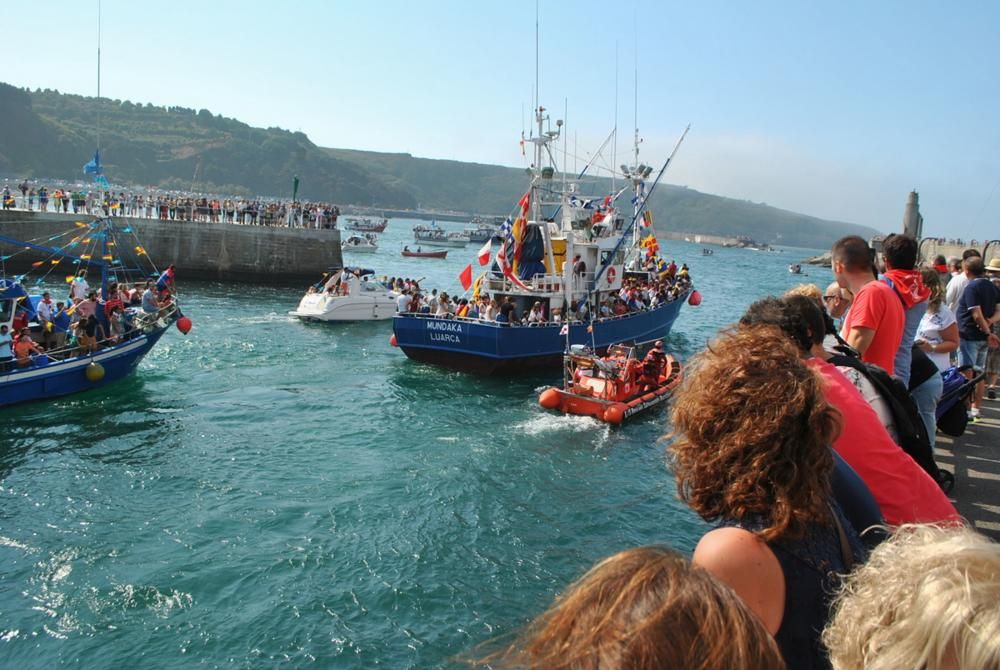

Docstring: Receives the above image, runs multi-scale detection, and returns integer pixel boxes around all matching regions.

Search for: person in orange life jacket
[639,341,666,391]
[13,328,43,367]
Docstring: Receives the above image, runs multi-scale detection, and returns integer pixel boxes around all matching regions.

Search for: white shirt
[396,293,410,313]
[944,273,970,314]
[36,299,55,322]
[916,305,957,371]
[70,277,90,300]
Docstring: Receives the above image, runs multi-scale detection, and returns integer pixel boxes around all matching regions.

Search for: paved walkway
[936,397,1000,540]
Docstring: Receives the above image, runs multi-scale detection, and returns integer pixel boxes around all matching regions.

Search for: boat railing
[4,304,177,374]
[397,294,684,326]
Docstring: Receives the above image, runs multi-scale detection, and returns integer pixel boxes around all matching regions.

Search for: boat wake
[515,413,607,436]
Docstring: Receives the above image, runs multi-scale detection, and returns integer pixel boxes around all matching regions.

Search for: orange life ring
[607,267,617,285]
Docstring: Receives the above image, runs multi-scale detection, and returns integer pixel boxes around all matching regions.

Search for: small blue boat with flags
[0,217,188,407]
[391,104,697,375]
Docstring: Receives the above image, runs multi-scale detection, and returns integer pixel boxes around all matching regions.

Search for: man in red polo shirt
[832,235,904,375]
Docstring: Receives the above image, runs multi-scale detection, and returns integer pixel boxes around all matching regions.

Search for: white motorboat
[342,233,378,253]
[289,270,398,322]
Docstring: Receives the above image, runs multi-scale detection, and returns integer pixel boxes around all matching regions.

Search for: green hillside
[0,83,879,247]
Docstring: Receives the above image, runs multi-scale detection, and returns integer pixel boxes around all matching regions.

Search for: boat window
[600,250,625,266]
[0,299,12,323]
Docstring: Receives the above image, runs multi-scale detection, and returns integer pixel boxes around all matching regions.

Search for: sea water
[0,224,827,668]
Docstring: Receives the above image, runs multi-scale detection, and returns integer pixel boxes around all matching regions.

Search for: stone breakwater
[0,210,343,284]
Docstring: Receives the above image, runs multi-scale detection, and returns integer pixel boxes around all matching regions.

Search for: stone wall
[0,210,343,284]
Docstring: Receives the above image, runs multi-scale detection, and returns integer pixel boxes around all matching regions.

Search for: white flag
[477,239,492,266]
[559,324,569,336]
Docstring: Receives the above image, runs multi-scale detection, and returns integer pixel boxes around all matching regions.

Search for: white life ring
[607,267,617,285]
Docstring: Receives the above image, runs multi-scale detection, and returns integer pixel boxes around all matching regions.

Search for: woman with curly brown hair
[472,545,785,670]
[669,325,865,670]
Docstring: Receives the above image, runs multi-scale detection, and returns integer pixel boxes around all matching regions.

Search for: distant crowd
[1,181,340,229]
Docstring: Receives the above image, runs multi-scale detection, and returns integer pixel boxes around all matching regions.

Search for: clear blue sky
[3,0,998,239]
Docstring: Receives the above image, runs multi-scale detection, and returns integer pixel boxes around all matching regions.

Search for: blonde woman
[914,268,960,371]
[824,524,1000,670]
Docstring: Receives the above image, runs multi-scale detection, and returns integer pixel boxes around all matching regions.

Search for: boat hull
[401,251,448,259]
[412,238,468,247]
[290,292,397,322]
[0,327,169,407]
[392,295,687,374]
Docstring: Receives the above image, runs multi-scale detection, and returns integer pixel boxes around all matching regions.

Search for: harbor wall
[659,231,745,247]
[0,210,343,284]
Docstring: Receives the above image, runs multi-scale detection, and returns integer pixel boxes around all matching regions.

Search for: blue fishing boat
[392,104,695,375]
[0,217,185,407]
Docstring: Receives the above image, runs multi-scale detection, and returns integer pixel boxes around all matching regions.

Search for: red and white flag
[477,239,491,266]
[496,241,531,291]
[559,324,569,336]
[458,263,473,291]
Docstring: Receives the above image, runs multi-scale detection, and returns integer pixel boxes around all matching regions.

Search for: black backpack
[827,353,952,492]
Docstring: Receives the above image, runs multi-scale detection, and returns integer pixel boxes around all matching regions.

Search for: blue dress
[720,500,865,670]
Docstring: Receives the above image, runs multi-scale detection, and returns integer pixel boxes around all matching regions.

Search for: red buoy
[176,316,193,334]
[538,388,561,409]
[688,290,702,306]
[389,334,398,347]
[603,403,627,425]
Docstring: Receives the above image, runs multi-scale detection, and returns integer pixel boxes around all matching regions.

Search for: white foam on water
[515,413,604,436]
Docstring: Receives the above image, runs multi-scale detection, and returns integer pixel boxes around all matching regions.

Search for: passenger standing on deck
[669,326,864,670]
[14,328,44,366]
[51,302,70,353]
[69,270,90,303]
[35,291,56,350]
[832,236,904,376]
[141,281,161,315]
[0,324,13,372]
[76,292,98,320]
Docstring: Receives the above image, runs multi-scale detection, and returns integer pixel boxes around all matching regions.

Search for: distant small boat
[402,249,448,259]
[413,225,470,247]
[345,217,388,233]
[788,264,802,274]
[702,248,714,256]
[342,233,378,253]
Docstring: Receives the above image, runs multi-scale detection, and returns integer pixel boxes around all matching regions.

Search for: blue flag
[83,150,102,175]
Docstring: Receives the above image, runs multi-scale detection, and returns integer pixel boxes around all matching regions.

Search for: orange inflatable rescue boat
[538,342,683,424]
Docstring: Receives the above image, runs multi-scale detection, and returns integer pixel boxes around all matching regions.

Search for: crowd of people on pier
[475,233,1000,670]
[1,181,341,229]
[0,268,176,371]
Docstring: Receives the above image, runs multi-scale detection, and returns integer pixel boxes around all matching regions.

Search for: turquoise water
[0,223,826,668]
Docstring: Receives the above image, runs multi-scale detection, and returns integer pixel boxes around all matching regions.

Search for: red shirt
[841,280,904,375]
[807,358,959,525]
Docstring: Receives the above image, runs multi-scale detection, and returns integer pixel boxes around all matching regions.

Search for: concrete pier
[0,209,343,284]
[939,400,1000,540]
